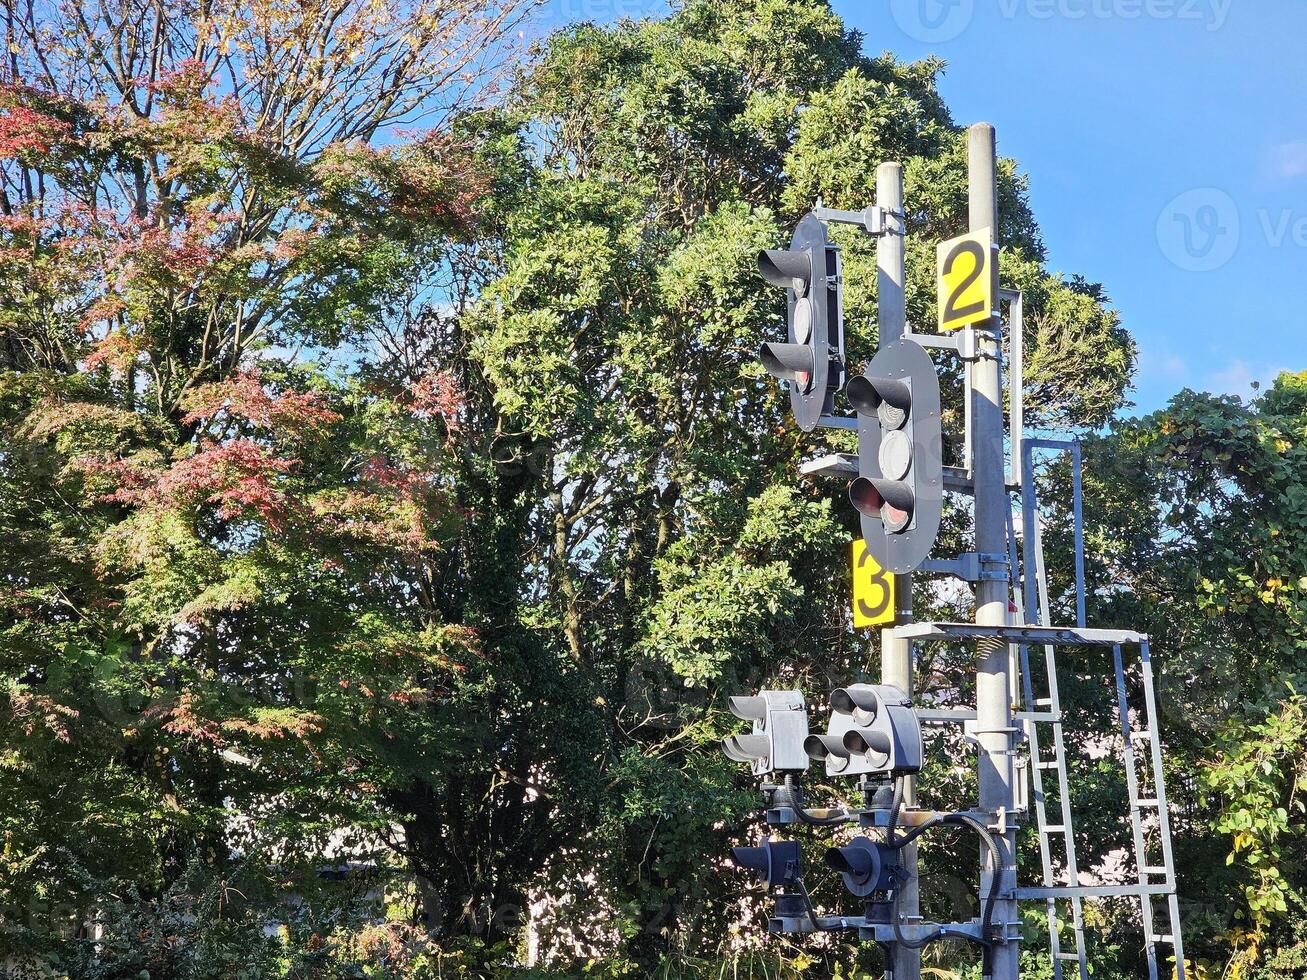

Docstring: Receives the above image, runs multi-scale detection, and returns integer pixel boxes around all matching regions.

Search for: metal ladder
[1009,492,1089,980]
[1012,439,1187,980]
[1113,638,1187,980]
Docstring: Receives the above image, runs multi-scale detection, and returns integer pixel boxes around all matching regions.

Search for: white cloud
[1266,141,1307,181]
[1205,359,1287,397]
[1137,345,1189,384]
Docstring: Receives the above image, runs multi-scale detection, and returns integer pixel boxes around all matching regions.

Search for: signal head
[841,726,894,769]
[729,695,769,722]
[849,476,914,534]
[831,684,880,723]
[721,690,809,777]
[731,837,802,890]
[846,374,912,430]
[722,734,770,764]
[756,214,845,431]
[850,337,943,574]
[757,248,812,297]
[824,838,893,897]
[759,342,815,391]
[828,684,922,777]
[825,841,875,878]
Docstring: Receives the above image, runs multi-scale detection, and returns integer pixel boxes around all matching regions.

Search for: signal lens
[879,431,912,482]
[793,297,813,345]
[882,503,911,533]
[849,478,884,517]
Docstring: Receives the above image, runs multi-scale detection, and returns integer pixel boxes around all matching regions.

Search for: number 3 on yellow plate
[937,230,995,332]
[852,540,896,628]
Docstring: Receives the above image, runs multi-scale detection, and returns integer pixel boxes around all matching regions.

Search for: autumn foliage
[0,0,524,972]
[3,1,1295,978]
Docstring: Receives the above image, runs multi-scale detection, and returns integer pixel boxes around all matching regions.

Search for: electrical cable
[887,775,905,844]
[776,777,1008,963]
[883,777,1006,963]
[791,875,823,933]
[946,812,1003,976]
[794,806,858,826]
[887,775,945,950]
[884,816,942,850]
[778,775,858,826]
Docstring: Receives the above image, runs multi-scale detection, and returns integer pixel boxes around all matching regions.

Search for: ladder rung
[1055,952,1083,961]
[1129,730,1153,740]
[1150,934,1174,944]
[1133,799,1161,807]
[1037,760,1060,770]
[1141,865,1169,875]
[1041,825,1068,834]
[1034,698,1054,707]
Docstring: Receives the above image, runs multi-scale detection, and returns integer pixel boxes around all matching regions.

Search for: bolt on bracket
[813,200,904,237]
[919,552,1009,582]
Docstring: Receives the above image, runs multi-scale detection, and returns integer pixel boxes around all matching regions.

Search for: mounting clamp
[814,200,904,237]
[918,552,1009,582]
[904,324,991,362]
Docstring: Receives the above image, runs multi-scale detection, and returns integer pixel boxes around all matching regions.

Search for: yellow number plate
[852,540,896,627]
[937,230,995,332]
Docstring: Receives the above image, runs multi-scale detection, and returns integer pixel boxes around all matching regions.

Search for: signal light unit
[756,214,845,432]
[849,337,944,575]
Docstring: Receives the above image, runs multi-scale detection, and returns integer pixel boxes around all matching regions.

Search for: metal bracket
[1014,753,1031,814]
[803,454,977,491]
[943,466,975,495]
[904,325,982,362]
[814,199,904,237]
[918,552,1008,582]
[799,452,859,479]
[990,806,1015,836]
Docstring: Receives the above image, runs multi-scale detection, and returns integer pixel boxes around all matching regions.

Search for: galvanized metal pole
[876,160,920,980]
[968,123,1020,980]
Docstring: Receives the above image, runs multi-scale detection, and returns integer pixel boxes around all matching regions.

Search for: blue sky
[539,0,1307,415]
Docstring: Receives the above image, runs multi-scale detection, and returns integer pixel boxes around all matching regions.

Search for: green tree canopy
[0,0,1293,977]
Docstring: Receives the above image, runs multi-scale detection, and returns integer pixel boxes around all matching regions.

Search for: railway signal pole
[873,160,921,980]
[722,122,1186,980]
[968,122,1020,980]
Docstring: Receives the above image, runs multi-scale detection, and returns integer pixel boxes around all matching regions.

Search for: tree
[1068,374,1307,978]
[0,0,533,972]
[459,0,1136,971]
[0,0,1184,976]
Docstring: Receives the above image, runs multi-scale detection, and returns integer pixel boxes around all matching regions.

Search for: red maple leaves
[85,438,294,530]
[159,439,296,528]
[410,367,464,432]
[181,370,340,436]
[0,98,70,159]
[76,372,341,531]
